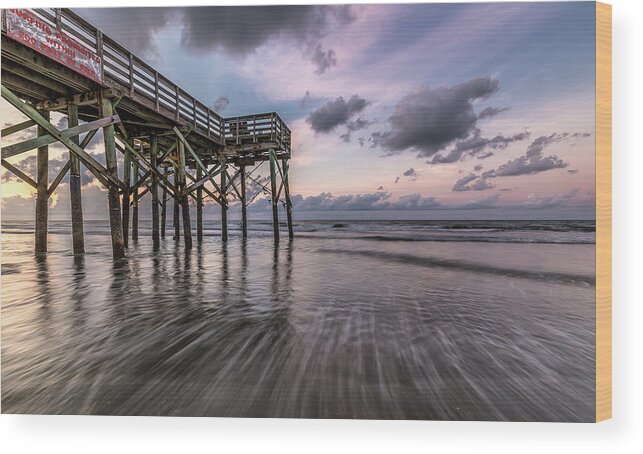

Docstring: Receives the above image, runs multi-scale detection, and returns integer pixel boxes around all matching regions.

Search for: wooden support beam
[220,159,228,242]
[122,140,132,248]
[2,115,121,160]
[269,148,280,242]
[1,85,123,190]
[240,165,248,239]
[34,90,101,111]
[196,166,203,243]
[161,168,168,239]
[47,160,70,197]
[173,126,225,203]
[47,129,96,197]
[177,139,193,249]
[184,164,222,194]
[173,156,180,242]
[1,159,37,188]
[132,157,139,242]
[282,159,294,240]
[2,59,70,95]
[151,134,160,250]
[1,119,36,137]
[35,110,49,254]
[68,103,85,254]
[101,96,125,260]
[117,138,176,197]
[2,73,57,101]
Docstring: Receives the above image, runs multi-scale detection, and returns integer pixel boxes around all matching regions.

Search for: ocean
[1,219,596,420]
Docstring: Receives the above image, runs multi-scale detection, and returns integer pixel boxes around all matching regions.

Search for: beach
[1,219,595,420]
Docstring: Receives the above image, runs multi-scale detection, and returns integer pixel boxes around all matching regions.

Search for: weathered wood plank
[1,85,123,190]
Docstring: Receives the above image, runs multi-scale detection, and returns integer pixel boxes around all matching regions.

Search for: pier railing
[224,113,291,153]
[5,8,225,143]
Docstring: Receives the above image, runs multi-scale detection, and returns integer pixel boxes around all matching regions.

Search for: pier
[1,8,293,259]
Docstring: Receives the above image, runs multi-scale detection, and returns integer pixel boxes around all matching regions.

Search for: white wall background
[0,0,640,452]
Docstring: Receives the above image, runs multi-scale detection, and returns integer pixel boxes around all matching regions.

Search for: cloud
[482,133,571,178]
[521,189,579,209]
[430,129,530,164]
[280,191,501,211]
[306,95,369,133]
[478,106,509,119]
[402,168,417,178]
[370,77,500,156]
[452,173,495,192]
[340,118,374,143]
[393,193,441,209]
[74,8,171,57]
[459,193,501,209]
[76,6,357,73]
[473,164,483,171]
[311,44,337,74]
[289,191,391,211]
[179,5,355,73]
[299,91,312,108]
[212,96,230,113]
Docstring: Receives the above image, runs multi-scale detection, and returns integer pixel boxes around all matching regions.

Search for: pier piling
[269,149,279,242]
[100,96,125,260]
[35,110,49,254]
[196,166,203,243]
[161,168,168,239]
[240,165,248,239]
[67,103,85,254]
[220,159,228,242]
[150,134,160,250]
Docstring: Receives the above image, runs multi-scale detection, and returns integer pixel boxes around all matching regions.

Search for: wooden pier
[1,8,293,259]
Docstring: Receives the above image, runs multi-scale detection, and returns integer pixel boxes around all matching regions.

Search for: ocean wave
[317,248,596,286]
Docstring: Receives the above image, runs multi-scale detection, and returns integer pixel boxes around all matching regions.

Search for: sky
[1,2,597,220]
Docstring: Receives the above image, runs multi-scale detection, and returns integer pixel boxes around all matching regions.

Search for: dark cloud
[341,118,374,143]
[74,8,172,57]
[567,169,579,174]
[76,6,356,72]
[473,164,483,171]
[482,133,571,178]
[402,168,417,178]
[300,91,312,108]
[306,95,369,133]
[394,177,400,184]
[178,6,355,54]
[478,106,509,120]
[212,96,230,113]
[430,129,529,164]
[311,44,337,74]
[377,186,384,190]
[370,77,500,156]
